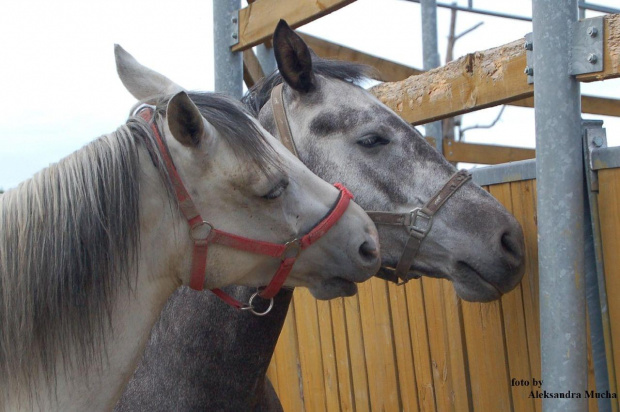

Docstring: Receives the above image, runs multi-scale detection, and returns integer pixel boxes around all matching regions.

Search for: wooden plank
[444,140,535,164]
[302,33,620,117]
[357,278,401,410]
[491,183,536,412]
[232,0,356,52]
[404,279,439,412]
[509,180,542,412]
[597,168,620,405]
[293,288,327,412]
[243,49,265,88]
[370,14,620,125]
[272,297,305,412]
[459,185,511,411]
[371,38,532,125]
[343,292,371,412]
[298,33,422,82]
[461,298,512,411]
[441,282,473,411]
[316,299,341,411]
[422,277,459,412]
[329,298,356,412]
[386,280,420,412]
[587,314,600,412]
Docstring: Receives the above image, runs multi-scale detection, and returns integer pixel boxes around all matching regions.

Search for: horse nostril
[501,231,522,260]
[359,240,379,262]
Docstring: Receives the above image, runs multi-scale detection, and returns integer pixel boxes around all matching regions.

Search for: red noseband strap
[137,107,353,308]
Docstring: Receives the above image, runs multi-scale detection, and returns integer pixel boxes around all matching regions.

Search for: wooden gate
[265,171,619,411]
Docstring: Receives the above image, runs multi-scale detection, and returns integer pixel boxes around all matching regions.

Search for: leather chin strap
[270,86,473,286]
[137,106,353,315]
[368,169,472,284]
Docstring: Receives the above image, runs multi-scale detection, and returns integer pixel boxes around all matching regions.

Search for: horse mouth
[377,261,504,301]
[309,277,358,300]
[456,261,504,300]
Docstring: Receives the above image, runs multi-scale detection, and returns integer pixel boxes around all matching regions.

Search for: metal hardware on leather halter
[240,291,275,316]
[136,106,354,315]
[271,83,299,156]
[368,169,472,285]
[269,84,472,287]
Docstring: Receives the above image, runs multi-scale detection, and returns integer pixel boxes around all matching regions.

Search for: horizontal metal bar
[591,145,620,170]
[578,1,620,15]
[470,158,536,186]
[401,1,620,22]
[400,0,532,22]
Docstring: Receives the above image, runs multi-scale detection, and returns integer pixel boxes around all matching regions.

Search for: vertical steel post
[256,44,277,76]
[420,0,443,152]
[532,1,586,411]
[213,0,242,99]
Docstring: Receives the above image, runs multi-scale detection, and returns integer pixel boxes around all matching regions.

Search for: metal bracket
[523,16,603,83]
[570,16,604,76]
[524,32,534,85]
[229,10,240,47]
[583,120,607,192]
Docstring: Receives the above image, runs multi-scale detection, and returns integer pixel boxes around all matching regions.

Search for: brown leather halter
[270,83,472,285]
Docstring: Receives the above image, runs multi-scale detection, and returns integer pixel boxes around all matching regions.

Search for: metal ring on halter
[189,221,214,241]
[240,291,275,316]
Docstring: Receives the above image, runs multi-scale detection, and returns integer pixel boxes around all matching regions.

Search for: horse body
[0,82,379,411]
[116,21,525,412]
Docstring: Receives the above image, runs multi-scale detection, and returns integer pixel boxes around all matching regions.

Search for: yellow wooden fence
[265,170,620,411]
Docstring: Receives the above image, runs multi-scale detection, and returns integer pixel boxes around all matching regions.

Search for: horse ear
[166,92,212,148]
[115,44,185,101]
[273,20,315,93]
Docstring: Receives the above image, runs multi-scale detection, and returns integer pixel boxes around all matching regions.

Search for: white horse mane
[0,92,281,405]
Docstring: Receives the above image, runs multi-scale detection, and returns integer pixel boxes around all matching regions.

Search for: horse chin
[380,261,504,302]
[308,277,358,300]
[450,262,504,302]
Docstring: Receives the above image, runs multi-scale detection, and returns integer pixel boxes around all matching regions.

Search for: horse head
[248,21,525,302]
[115,45,380,300]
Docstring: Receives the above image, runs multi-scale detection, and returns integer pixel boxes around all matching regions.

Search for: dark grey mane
[0,92,278,401]
[242,57,376,117]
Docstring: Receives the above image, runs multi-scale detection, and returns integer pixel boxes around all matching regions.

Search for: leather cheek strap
[368,169,472,284]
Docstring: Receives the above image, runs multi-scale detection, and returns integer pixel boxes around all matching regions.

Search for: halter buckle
[408,208,433,239]
[189,221,214,241]
[282,239,302,260]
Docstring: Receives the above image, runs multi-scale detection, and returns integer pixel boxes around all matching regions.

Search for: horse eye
[262,179,289,200]
[357,135,390,148]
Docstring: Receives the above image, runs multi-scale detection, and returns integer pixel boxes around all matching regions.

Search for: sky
[1,0,619,190]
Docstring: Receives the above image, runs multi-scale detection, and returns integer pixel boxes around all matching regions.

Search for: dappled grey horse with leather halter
[116,21,525,411]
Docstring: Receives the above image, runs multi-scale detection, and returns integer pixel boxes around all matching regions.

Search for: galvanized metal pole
[420,0,443,152]
[256,44,277,76]
[213,0,243,99]
[532,1,586,411]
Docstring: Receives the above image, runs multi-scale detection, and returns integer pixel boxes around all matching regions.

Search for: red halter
[137,107,353,311]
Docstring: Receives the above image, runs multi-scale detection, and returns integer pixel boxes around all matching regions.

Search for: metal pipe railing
[532,0,587,410]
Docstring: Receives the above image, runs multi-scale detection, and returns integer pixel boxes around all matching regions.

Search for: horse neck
[20,151,184,412]
[115,286,293,411]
